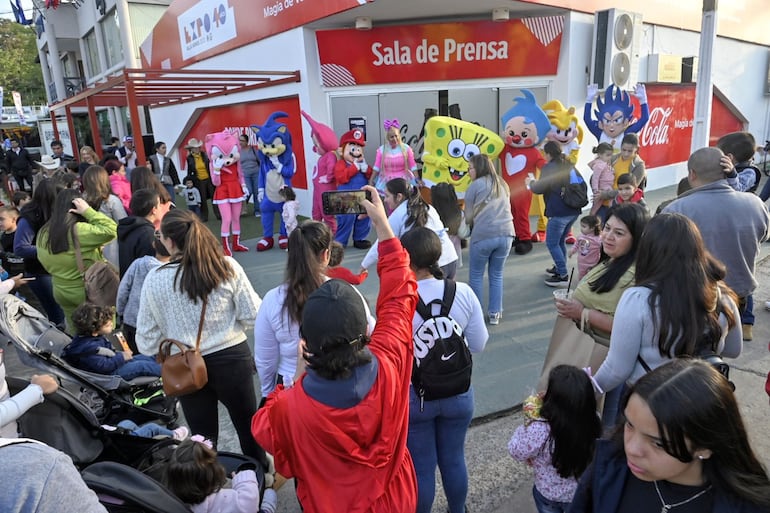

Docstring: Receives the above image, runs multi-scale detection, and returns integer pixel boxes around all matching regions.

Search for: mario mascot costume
[584,83,649,151]
[252,112,296,251]
[500,90,550,255]
[301,110,338,234]
[334,128,372,249]
[205,130,249,256]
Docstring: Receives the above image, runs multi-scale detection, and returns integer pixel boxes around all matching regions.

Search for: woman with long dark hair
[82,165,126,267]
[130,165,174,222]
[360,178,458,278]
[36,190,117,330]
[401,227,487,513]
[526,141,583,286]
[571,359,770,512]
[593,213,742,402]
[13,179,65,326]
[553,202,649,428]
[254,220,373,401]
[136,209,265,466]
[464,154,514,325]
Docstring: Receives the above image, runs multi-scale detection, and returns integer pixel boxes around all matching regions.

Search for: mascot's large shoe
[231,234,248,252]
[278,236,288,250]
[514,239,533,255]
[221,236,233,257]
[257,237,274,252]
[354,240,372,250]
[565,232,576,244]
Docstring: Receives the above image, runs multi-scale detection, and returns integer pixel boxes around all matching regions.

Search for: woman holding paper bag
[541,204,648,411]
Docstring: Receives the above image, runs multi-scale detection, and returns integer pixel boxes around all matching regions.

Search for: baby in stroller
[164,438,278,513]
[62,302,161,381]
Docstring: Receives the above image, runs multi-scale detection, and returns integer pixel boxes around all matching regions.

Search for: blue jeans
[408,387,474,513]
[739,295,754,326]
[117,419,173,438]
[601,384,626,434]
[27,273,65,326]
[468,236,512,314]
[545,215,578,277]
[117,355,161,381]
[243,174,260,212]
[533,484,571,513]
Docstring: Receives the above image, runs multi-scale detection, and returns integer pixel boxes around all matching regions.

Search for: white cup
[552,289,572,301]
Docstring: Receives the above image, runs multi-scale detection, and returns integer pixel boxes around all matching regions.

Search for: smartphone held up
[322,190,372,216]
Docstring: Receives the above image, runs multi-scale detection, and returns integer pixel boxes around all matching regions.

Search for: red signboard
[316,17,563,86]
[183,96,308,190]
[638,84,744,169]
[140,0,367,69]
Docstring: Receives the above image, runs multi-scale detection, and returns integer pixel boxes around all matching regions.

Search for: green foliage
[0,19,46,105]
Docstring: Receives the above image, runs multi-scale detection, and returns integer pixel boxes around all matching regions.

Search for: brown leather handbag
[157,301,208,397]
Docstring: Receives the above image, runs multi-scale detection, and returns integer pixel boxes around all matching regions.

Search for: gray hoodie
[116,255,162,327]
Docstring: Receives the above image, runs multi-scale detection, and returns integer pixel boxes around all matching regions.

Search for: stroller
[0,294,177,428]
[6,376,264,513]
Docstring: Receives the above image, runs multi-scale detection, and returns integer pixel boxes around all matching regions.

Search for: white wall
[149,28,316,216]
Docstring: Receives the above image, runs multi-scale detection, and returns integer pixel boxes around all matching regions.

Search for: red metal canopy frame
[48,68,302,164]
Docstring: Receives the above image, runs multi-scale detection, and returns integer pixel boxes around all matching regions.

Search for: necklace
[654,480,712,513]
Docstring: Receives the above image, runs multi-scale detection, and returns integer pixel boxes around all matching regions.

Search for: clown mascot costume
[252,112,296,251]
[333,128,372,249]
[584,83,648,151]
[301,110,338,234]
[205,130,249,256]
[500,90,550,255]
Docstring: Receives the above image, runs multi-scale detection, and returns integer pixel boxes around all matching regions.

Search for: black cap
[301,280,368,353]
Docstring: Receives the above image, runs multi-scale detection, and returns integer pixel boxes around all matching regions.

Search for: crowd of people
[0,125,769,513]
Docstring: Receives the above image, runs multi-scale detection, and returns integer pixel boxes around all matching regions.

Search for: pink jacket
[109,174,132,214]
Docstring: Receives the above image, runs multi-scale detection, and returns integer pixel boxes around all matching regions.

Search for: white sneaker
[489,312,501,325]
[765,300,770,311]
[172,426,190,440]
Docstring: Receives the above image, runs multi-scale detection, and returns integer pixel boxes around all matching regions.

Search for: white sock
[259,488,278,513]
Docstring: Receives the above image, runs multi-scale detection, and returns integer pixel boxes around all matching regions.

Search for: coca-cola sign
[638,84,744,169]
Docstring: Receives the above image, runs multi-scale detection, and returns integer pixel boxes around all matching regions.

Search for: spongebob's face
[423,116,504,194]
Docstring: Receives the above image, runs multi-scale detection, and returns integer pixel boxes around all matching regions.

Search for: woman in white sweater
[594,213,742,426]
[136,209,265,467]
[360,178,458,278]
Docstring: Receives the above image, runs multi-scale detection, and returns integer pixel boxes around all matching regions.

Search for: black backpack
[412,280,473,405]
[735,163,762,194]
[560,168,589,209]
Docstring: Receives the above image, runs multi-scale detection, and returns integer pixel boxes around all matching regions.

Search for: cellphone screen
[322,190,371,216]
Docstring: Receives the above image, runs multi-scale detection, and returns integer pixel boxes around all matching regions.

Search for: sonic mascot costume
[584,83,649,151]
[301,110,338,234]
[500,90,550,255]
[205,130,249,256]
[334,128,372,249]
[252,112,296,251]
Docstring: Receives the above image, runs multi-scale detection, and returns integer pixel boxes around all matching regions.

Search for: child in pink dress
[370,119,418,195]
[588,143,614,218]
[568,215,602,281]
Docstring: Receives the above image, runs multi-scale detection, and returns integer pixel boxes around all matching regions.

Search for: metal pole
[690,0,718,152]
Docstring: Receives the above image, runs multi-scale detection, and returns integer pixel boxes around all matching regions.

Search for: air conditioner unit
[590,9,643,89]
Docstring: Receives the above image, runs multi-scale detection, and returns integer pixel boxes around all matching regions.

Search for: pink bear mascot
[205,130,249,256]
[301,110,338,234]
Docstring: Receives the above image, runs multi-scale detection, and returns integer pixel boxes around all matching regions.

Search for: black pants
[196,178,221,222]
[178,341,266,468]
[13,173,33,192]
[122,323,139,354]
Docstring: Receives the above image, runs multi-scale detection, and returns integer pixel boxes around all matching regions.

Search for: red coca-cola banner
[182,96,308,190]
[638,84,745,168]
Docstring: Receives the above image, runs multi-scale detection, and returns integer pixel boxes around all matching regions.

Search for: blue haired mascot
[500,90,551,255]
[584,83,649,151]
[252,112,296,251]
